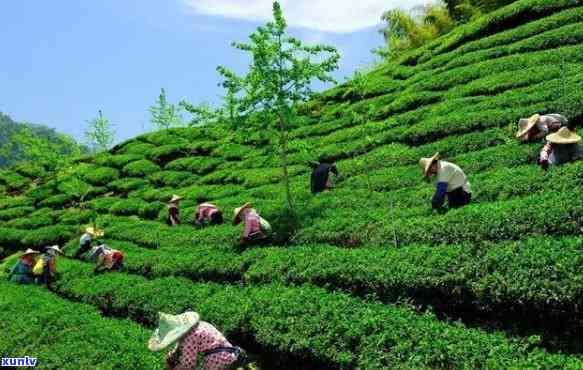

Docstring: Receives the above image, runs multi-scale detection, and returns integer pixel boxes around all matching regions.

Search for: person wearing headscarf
[167,195,183,226]
[75,226,104,259]
[35,245,63,287]
[419,153,471,210]
[89,244,125,273]
[149,311,246,370]
[232,203,272,247]
[310,161,339,194]
[516,113,567,142]
[539,127,583,170]
[8,249,40,284]
[195,203,223,227]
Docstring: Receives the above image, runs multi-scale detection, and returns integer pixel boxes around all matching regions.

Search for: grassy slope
[1,0,583,368]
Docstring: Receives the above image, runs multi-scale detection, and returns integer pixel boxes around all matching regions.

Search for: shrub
[38,194,76,208]
[122,159,160,177]
[80,166,120,186]
[147,143,191,163]
[119,141,156,156]
[0,206,34,221]
[147,171,194,187]
[109,199,163,220]
[164,157,221,175]
[108,178,150,194]
[0,170,29,192]
[93,153,143,169]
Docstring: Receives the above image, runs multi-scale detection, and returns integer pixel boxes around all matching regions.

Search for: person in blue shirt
[8,249,40,284]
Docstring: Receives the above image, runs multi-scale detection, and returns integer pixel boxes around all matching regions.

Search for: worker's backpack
[32,258,45,276]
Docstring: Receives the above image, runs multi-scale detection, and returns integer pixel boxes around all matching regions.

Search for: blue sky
[0,0,426,144]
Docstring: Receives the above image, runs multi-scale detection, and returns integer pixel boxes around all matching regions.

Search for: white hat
[516,114,540,138]
[169,194,183,203]
[232,202,252,225]
[22,248,40,257]
[418,152,440,177]
[46,245,63,254]
[148,311,200,352]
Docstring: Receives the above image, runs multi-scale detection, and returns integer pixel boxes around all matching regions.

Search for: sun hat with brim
[46,245,63,254]
[22,248,40,257]
[546,127,582,144]
[86,227,105,238]
[418,153,440,177]
[169,195,183,203]
[516,114,540,138]
[233,202,252,225]
[148,311,200,352]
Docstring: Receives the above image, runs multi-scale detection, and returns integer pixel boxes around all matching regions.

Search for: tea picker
[7,249,40,285]
[419,153,472,210]
[167,194,183,226]
[233,203,272,247]
[149,310,248,370]
[34,245,63,288]
[539,127,583,170]
[89,244,125,273]
[516,113,567,143]
[75,226,105,259]
[195,203,224,227]
[310,160,339,194]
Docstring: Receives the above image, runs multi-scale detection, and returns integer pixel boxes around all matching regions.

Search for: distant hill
[0,112,85,168]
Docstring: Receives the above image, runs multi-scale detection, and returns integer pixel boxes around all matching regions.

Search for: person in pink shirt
[149,311,247,370]
[195,203,224,227]
[232,203,272,247]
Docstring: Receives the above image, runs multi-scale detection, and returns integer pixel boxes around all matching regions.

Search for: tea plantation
[1,0,583,368]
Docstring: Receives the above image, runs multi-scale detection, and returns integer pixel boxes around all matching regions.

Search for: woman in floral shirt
[149,311,246,370]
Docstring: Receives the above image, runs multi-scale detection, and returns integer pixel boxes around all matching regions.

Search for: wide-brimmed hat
[22,248,40,257]
[86,227,105,238]
[418,152,440,177]
[169,194,183,203]
[546,127,581,144]
[148,311,200,352]
[516,114,540,138]
[233,202,252,225]
[46,245,63,254]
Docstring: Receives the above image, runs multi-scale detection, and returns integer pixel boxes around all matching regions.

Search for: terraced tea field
[1,0,583,368]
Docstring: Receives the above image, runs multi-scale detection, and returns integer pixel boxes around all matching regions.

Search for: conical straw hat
[516,114,540,138]
[148,311,200,352]
[546,127,581,144]
[169,194,183,203]
[233,202,252,225]
[86,227,105,238]
[22,248,40,256]
[418,152,440,177]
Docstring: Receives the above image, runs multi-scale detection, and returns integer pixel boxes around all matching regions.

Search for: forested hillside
[1,0,583,368]
[0,112,85,168]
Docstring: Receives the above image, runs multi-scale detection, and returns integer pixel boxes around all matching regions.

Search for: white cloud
[183,0,431,33]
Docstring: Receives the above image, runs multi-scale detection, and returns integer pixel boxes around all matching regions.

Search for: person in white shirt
[419,153,471,210]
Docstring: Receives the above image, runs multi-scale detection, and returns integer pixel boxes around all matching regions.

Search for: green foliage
[0,280,163,369]
[149,88,184,130]
[0,170,29,192]
[85,110,116,153]
[122,159,160,177]
[164,157,221,175]
[217,1,340,209]
[108,178,149,194]
[109,199,162,219]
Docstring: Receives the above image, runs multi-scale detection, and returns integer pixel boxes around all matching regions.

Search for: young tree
[85,110,115,153]
[179,101,222,127]
[149,88,184,130]
[217,1,340,209]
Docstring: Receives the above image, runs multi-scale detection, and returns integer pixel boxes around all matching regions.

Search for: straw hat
[546,127,581,144]
[86,227,105,238]
[418,152,440,177]
[169,194,183,203]
[22,248,40,257]
[516,114,540,138]
[46,245,63,254]
[233,202,252,225]
[148,311,200,352]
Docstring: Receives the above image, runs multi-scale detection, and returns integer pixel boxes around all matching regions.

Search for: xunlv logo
[1,357,38,367]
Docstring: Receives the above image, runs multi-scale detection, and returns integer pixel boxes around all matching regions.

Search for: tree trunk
[278,112,294,210]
